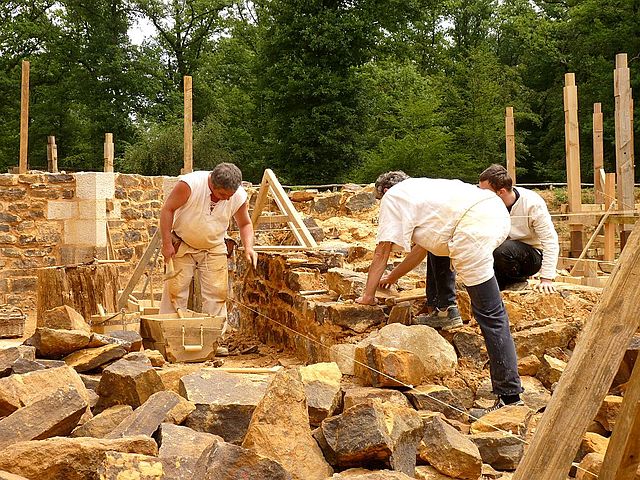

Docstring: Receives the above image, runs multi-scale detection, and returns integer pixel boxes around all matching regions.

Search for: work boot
[502,280,529,291]
[475,397,525,418]
[413,305,463,330]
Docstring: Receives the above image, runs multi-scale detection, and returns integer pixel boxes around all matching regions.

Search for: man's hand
[355,295,378,305]
[379,273,397,289]
[245,248,258,269]
[161,243,176,260]
[533,278,556,294]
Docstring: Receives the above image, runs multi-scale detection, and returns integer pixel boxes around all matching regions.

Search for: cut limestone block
[418,415,482,480]
[357,324,457,380]
[157,363,202,393]
[96,358,165,411]
[405,384,468,422]
[512,323,579,358]
[39,305,90,332]
[157,423,222,479]
[0,435,157,480]
[315,302,386,333]
[0,365,91,417]
[329,344,356,376]
[71,405,134,438]
[469,431,524,471]
[97,452,164,480]
[242,369,333,480]
[517,354,541,376]
[180,369,272,444]
[27,328,91,358]
[354,344,425,388]
[342,387,411,411]
[0,387,87,449]
[536,354,567,389]
[595,395,623,431]
[9,358,47,375]
[0,346,35,377]
[0,472,29,480]
[64,344,127,373]
[414,465,457,479]
[574,432,608,463]
[193,440,292,480]
[470,404,532,436]
[299,362,342,426]
[314,399,423,476]
[107,391,195,438]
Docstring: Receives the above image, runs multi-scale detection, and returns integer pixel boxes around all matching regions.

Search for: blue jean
[493,239,542,289]
[426,253,522,396]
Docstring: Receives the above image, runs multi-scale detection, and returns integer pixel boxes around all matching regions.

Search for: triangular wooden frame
[250,169,318,251]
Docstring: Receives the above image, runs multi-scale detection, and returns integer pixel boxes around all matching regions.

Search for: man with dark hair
[416,163,559,329]
[357,171,523,413]
[159,163,257,317]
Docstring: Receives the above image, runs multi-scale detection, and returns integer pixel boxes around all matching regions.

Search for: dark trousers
[425,253,522,396]
[493,240,542,290]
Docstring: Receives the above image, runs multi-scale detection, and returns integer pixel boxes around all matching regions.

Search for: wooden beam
[505,106,516,184]
[19,60,30,174]
[104,133,114,173]
[117,230,161,309]
[253,245,315,252]
[599,356,640,480]
[47,136,58,173]
[256,215,290,225]
[250,173,271,226]
[593,103,604,203]
[512,220,640,480]
[183,75,193,174]
[564,73,583,257]
[604,173,616,261]
[614,53,635,249]
[569,197,617,275]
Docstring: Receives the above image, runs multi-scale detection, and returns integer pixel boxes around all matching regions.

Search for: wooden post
[19,60,30,174]
[505,106,516,184]
[103,133,114,173]
[183,75,193,174]
[614,53,635,250]
[564,73,584,258]
[512,219,640,480]
[598,357,640,480]
[593,103,604,204]
[47,136,58,173]
[604,172,616,261]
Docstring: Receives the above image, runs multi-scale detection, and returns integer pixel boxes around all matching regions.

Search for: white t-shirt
[377,178,510,286]
[172,171,247,254]
[509,187,559,280]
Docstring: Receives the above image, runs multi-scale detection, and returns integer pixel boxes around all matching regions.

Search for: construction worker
[416,164,559,329]
[159,163,257,317]
[356,171,523,413]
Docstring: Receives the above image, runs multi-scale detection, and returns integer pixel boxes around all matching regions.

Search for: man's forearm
[238,223,255,251]
[159,208,174,248]
[362,243,392,300]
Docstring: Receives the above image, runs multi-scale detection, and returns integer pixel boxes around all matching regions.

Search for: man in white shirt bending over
[159,163,257,317]
[417,164,559,330]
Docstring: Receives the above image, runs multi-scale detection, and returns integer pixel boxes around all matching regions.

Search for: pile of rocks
[0,299,632,479]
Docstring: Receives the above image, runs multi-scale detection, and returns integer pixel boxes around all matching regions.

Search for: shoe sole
[413,317,463,330]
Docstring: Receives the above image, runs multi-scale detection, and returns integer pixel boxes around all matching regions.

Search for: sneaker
[479,397,525,417]
[503,280,529,291]
[414,306,463,330]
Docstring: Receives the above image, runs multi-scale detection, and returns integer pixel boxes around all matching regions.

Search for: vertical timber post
[104,133,114,173]
[47,136,58,173]
[505,106,516,184]
[593,103,604,204]
[614,53,635,250]
[19,60,30,174]
[183,75,193,174]
[604,172,616,261]
[564,73,584,259]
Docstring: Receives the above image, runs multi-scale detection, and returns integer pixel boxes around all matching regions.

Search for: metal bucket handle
[182,325,204,352]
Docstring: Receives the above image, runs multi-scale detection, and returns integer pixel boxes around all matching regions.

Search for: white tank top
[172,171,247,254]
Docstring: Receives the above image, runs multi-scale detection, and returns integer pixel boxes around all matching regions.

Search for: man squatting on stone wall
[158,163,257,321]
[356,171,524,413]
[415,164,560,330]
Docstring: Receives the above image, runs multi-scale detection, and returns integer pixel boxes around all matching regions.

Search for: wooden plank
[256,214,290,225]
[117,230,161,309]
[19,60,29,174]
[183,75,193,174]
[593,103,604,203]
[604,173,616,261]
[614,54,635,247]
[104,133,114,173]
[250,170,271,226]
[263,169,318,248]
[253,245,315,252]
[505,106,516,184]
[564,73,583,257]
[512,220,640,480]
[47,136,58,173]
[599,354,640,480]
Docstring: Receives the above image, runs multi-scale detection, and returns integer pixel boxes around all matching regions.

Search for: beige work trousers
[159,250,228,317]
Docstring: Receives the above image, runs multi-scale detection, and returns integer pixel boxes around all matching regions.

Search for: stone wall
[0,172,171,312]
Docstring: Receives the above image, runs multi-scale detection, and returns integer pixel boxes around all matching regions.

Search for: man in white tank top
[158,163,257,317]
